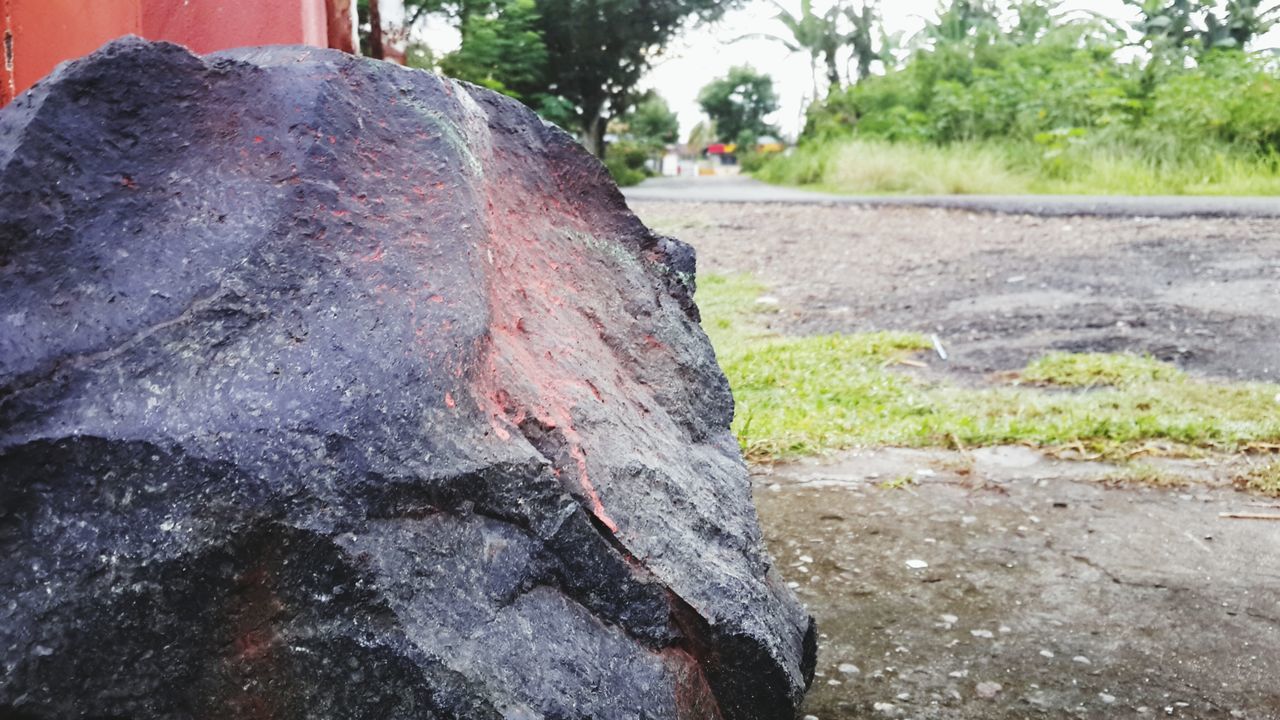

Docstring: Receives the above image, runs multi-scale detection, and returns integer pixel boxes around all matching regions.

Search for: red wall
[1,0,332,105]
[141,0,327,56]
[1,0,141,105]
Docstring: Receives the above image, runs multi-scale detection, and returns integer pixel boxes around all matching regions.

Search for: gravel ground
[629,200,1280,719]
[632,201,1280,382]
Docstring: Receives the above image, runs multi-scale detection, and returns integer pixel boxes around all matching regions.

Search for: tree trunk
[582,114,607,157]
[368,0,384,60]
[824,50,841,96]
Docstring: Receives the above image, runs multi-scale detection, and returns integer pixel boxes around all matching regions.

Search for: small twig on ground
[1245,502,1280,510]
[897,358,928,369]
[1219,512,1280,521]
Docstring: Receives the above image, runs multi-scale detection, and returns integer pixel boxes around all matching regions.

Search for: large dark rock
[0,38,815,719]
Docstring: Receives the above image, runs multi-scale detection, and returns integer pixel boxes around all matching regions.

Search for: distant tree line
[777,1,1280,154]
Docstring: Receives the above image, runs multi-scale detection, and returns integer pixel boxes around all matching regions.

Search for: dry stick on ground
[1219,512,1280,521]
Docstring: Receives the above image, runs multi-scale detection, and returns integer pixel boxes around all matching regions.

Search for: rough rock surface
[0,38,815,719]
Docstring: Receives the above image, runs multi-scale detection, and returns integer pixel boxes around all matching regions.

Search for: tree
[742,0,844,98]
[845,1,885,83]
[401,0,497,40]
[439,0,548,100]
[532,0,740,157]
[382,0,739,156]
[623,92,681,150]
[698,66,780,146]
[919,0,1001,48]
[1191,0,1280,50]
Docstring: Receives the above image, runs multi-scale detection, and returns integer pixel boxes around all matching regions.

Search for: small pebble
[837,663,860,675]
[1039,649,1055,658]
[970,629,994,639]
[975,681,1003,699]
[1072,655,1092,665]
[940,614,959,624]
[1099,693,1116,704]
[905,559,929,570]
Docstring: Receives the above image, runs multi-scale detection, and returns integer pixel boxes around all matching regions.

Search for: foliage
[698,66,781,146]
[603,140,650,186]
[620,92,681,150]
[1123,0,1280,59]
[400,0,739,157]
[743,1,888,96]
[696,274,1280,460]
[438,0,547,100]
[765,0,1280,196]
[755,136,1280,195]
[533,0,740,155]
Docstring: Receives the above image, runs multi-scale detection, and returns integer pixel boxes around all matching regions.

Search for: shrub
[603,140,650,187]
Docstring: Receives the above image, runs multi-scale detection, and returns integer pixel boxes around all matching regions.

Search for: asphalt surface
[623,176,1280,218]
[632,200,1280,383]
[758,447,1280,720]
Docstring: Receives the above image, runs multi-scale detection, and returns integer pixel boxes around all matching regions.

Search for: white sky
[401,0,1280,141]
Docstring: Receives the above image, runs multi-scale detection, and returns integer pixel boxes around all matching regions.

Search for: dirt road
[629,200,1280,719]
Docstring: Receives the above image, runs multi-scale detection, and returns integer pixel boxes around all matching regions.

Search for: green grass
[700,273,1280,460]
[1022,352,1185,387]
[754,138,1280,196]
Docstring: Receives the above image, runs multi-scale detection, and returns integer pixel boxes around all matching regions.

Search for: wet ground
[632,201,1280,383]
[755,448,1280,720]
[627,200,1280,718]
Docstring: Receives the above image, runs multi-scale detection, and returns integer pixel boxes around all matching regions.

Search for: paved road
[623,176,1280,218]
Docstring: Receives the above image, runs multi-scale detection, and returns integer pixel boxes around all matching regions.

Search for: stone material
[0,39,815,719]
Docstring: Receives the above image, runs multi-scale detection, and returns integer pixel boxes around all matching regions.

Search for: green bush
[770,21,1280,196]
[603,140,650,187]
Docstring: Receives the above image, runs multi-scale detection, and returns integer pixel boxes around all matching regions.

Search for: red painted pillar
[1,0,142,105]
[1,0,346,105]
[140,0,328,55]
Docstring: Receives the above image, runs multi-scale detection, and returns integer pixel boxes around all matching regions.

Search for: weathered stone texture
[0,38,815,719]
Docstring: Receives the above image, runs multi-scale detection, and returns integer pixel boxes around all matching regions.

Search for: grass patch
[1099,463,1192,490]
[754,138,1280,196]
[1235,461,1280,497]
[1022,352,1185,387]
[700,273,1280,460]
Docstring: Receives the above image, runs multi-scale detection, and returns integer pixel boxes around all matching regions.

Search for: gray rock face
[0,38,815,719]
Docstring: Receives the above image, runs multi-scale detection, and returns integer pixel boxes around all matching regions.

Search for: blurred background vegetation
[364,0,1280,194]
[758,0,1280,194]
